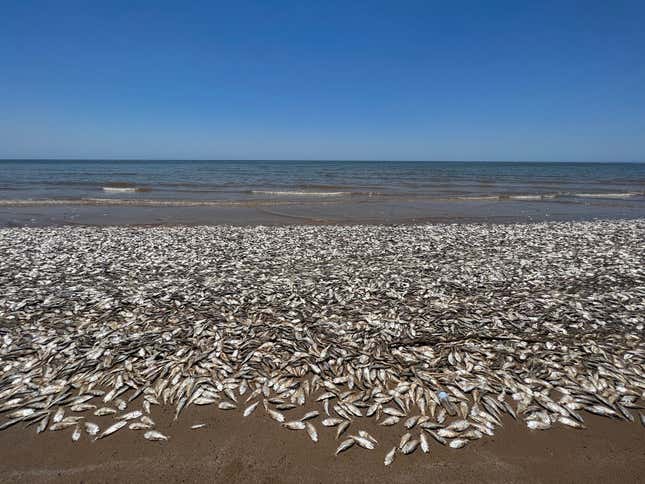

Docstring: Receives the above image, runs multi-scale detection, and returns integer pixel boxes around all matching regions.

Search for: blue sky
[1,1,644,161]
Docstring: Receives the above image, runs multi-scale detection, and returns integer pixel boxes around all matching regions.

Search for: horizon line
[1,158,644,163]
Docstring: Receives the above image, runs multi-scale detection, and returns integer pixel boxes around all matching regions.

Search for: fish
[144,430,169,441]
[558,416,585,429]
[401,439,419,454]
[267,409,285,423]
[118,410,143,421]
[36,416,49,433]
[335,438,355,455]
[420,433,430,453]
[336,420,350,439]
[358,430,377,444]
[243,401,259,417]
[305,422,318,442]
[129,422,152,430]
[399,432,412,449]
[527,420,551,430]
[53,408,65,423]
[379,416,400,426]
[0,220,643,465]
[449,438,469,449]
[351,435,375,450]
[283,421,306,430]
[94,407,117,416]
[384,447,396,466]
[141,416,156,426]
[96,421,127,439]
[84,422,100,435]
[321,418,344,427]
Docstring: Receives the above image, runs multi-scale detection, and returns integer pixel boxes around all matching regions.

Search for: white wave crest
[251,190,347,197]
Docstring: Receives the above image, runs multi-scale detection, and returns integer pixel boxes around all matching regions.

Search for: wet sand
[0,406,643,483]
[2,195,645,227]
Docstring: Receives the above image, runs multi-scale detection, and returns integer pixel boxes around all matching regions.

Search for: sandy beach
[1,406,643,483]
[0,220,643,483]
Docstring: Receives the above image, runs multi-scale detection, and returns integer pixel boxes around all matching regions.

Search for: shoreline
[1,407,643,483]
[2,196,645,227]
[0,220,643,483]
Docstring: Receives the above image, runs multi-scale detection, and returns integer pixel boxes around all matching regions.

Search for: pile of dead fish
[0,220,643,465]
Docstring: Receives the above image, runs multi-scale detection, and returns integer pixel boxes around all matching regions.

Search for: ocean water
[0,160,644,204]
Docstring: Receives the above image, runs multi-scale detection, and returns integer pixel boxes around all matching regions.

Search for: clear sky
[1,1,644,161]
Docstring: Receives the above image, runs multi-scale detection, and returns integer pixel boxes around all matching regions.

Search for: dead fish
[425,430,448,446]
[72,426,81,441]
[401,438,419,455]
[379,416,400,426]
[447,419,470,432]
[0,418,21,432]
[70,404,96,412]
[420,433,430,453]
[9,408,35,418]
[352,435,376,450]
[50,418,83,431]
[53,408,65,423]
[461,429,483,440]
[117,410,143,420]
[96,420,127,439]
[305,422,318,442]
[36,416,49,434]
[84,422,100,436]
[404,415,419,429]
[267,409,285,423]
[449,438,469,449]
[399,432,412,449]
[283,420,306,430]
[335,438,355,455]
[526,420,551,430]
[322,417,344,427]
[191,424,206,430]
[94,407,117,416]
[144,430,169,441]
[129,422,152,430]
[383,407,406,417]
[336,420,350,439]
[358,430,377,444]
[243,401,259,417]
[141,416,155,426]
[301,411,319,421]
[558,416,585,429]
[384,446,396,466]
[218,401,237,410]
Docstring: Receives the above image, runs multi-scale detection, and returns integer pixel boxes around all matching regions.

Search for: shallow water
[1,160,644,203]
[1,160,643,226]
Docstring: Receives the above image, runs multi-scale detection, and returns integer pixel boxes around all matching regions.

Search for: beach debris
[144,430,169,441]
[243,402,259,417]
[305,422,318,442]
[96,421,127,440]
[335,438,355,455]
[384,447,397,466]
[0,221,643,465]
